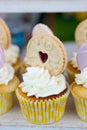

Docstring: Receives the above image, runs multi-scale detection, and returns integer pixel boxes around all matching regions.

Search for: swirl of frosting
[5,44,20,64]
[20,67,66,98]
[75,68,87,88]
[70,52,78,68]
[0,63,14,85]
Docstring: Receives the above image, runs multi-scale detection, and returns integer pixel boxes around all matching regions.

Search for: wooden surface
[0,42,87,128]
[0,0,87,12]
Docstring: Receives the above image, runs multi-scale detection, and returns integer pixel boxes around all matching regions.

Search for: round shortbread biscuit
[32,23,53,36]
[0,18,11,49]
[75,19,87,47]
[26,34,67,76]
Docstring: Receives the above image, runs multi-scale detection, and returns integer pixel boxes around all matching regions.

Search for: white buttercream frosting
[20,67,66,98]
[0,63,14,85]
[5,44,20,64]
[75,68,87,88]
[70,52,78,68]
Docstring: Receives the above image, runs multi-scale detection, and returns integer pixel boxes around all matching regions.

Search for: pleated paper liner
[71,85,87,122]
[0,92,14,115]
[16,88,69,124]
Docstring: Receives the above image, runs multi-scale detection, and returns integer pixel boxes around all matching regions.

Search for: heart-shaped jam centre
[39,51,48,63]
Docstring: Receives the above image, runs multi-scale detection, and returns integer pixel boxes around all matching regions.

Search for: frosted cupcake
[16,33,69,124]
[67,19,87,84]
[71,43,87,122]
[0,47,19,115]
[0,18,21,76]
[67,53,80,84]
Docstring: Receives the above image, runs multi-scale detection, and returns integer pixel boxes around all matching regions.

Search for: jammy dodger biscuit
[26,34,67,76]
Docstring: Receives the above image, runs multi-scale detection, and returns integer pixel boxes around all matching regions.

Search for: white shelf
[0,0,87,13]
[0,43,87,129]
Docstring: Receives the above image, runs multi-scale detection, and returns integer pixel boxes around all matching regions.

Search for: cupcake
[71,43,87,122]
[22,23,54,73]
[67,53,80,84]
[16,32,69,124]
[0,47,19,115]
[67,19,87,84]
[0,18,21,77]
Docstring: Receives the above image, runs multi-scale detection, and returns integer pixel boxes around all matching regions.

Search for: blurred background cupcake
[0,47,19,115]
[71,43,87,122]
[66,18,87,84]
